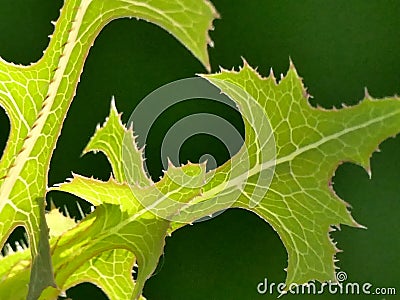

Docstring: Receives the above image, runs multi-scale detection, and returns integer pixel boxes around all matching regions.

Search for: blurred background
[0,0,399,299]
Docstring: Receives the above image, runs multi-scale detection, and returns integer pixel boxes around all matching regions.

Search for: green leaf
[201,61,400,289]
[0,100,196,299]
[0,243,31,300]
[50,101,206,298]
[0,0,218,298]
[85,98,152,186]
[0,208,146,300]
[52,178,170,299]
[62,249,142,300]
[54,59,400,297]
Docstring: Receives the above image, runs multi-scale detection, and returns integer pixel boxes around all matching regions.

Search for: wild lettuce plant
[0,1,399,300]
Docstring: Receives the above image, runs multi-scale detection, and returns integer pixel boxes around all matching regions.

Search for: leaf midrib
[116,106,400,226]
[0,1,91,212]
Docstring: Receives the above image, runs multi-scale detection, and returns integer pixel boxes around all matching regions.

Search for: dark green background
[0,0,399,299]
